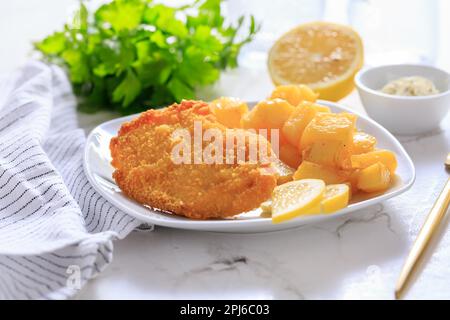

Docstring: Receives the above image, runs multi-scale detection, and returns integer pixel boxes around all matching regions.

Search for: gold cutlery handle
[395,177,450,299]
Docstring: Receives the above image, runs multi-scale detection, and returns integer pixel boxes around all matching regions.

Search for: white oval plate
[83,100,415,233]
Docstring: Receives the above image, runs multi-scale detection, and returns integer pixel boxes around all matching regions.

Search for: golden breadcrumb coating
[110,100,277,219]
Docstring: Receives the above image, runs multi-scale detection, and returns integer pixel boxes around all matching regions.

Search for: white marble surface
[74,110,450,300]
[1,0,450,300]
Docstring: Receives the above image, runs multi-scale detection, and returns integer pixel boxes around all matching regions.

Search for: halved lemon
[272,179,325,224]
[321,184,350,214]
[268,21,364,101]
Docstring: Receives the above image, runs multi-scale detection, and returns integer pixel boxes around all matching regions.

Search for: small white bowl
[355,64,450,135]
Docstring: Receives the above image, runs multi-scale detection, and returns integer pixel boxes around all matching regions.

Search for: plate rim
[83,100,416,231]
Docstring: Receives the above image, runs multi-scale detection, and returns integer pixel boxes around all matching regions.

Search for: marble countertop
[74,67,450,300]
[76,117,449,300]
[1,0,450,300]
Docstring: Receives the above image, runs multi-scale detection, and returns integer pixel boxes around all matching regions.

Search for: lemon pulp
[272,179,325,224]
[268,22,364,101]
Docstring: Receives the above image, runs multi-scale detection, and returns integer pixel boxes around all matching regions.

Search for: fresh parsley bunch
[35,0,259,114]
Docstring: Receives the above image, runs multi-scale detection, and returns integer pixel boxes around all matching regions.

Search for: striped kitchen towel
[0,61,143,299]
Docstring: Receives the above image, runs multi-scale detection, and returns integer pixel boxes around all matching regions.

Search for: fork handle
[395,177,450,298]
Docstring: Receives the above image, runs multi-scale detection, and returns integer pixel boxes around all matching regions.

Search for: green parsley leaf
[167,78,195,101]
[35,32,67,55]
[35,0,259,114]
[61,49,90,83]
[113,69,142,107]
[96,0,145,32]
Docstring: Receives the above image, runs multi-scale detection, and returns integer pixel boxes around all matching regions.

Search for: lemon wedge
[272,179,325,224]
[321,184,350,214]
[268,22,364,102]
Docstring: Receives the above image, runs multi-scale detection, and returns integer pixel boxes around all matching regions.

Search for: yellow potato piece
[293,161,348,185]
[270,85,319,106]
[209,97,249,128]
[351,149,397,174]
[321,184,350,214]
[302,140,352,169]
[241,99,294,140]
[272,179,325,224]
[279,143,302,169]
[300,112,357,150]
[357,162,391,193]
[311,104,331,113]
[352,132,377,155]
[348,169,361,193]
[282,101,320,148]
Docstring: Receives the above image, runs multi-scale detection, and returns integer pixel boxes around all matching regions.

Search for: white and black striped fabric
[0,61,142,299]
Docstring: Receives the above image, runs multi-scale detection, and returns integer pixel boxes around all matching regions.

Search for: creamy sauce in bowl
[381,76,440,96]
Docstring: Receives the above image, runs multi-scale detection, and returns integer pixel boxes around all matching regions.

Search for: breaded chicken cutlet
[110,100,277,219]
